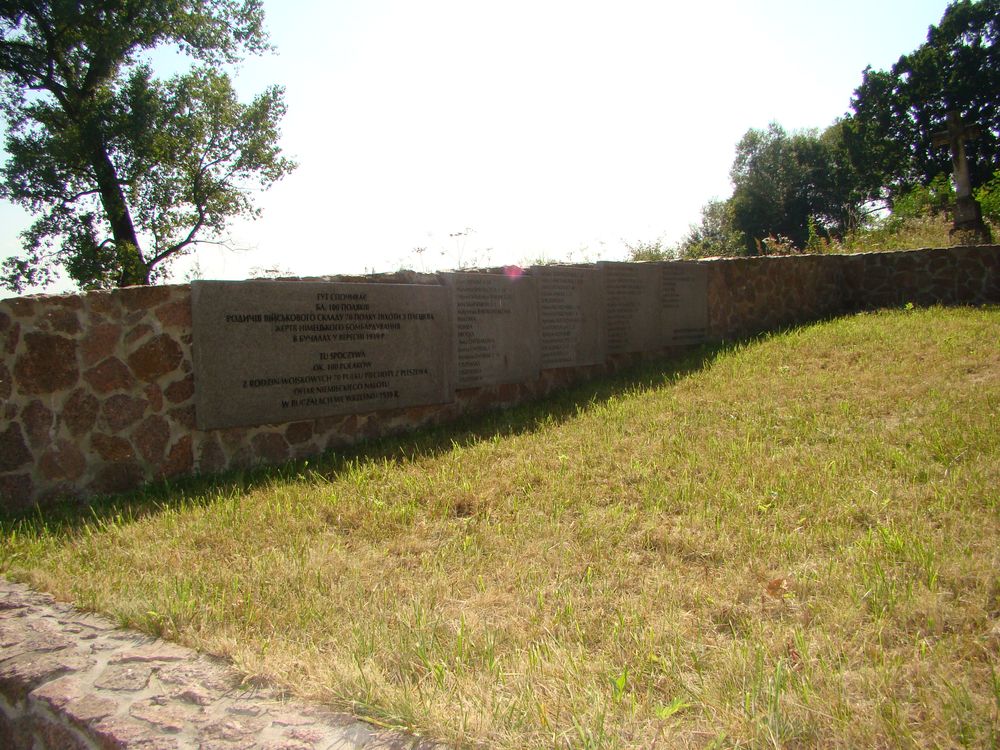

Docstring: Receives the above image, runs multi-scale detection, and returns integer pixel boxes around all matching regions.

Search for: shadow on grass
[0,337,748,536]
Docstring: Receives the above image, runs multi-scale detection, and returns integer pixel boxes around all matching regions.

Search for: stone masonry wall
[0,272,628,514]
[704,245,999,339]
[2,246,998,513]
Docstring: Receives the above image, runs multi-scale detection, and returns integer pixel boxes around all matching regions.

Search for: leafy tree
[0,1,295,291]
[676,198,743,259]
[816,120,876,233]
[845,0,1000,204]
[728,123,865,254]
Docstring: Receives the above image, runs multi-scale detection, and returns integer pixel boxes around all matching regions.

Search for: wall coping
[0,578,441,749]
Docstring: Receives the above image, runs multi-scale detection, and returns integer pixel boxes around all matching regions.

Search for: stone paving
[0,578,441,749]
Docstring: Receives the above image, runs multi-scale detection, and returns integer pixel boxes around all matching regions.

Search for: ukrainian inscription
[660,261,708,344]
[599,262,661,354]
[445,272,541,388]
[532,265,607,368]
[192,280,452,429]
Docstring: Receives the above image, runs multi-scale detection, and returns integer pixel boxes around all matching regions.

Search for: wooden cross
[932,111,982,200]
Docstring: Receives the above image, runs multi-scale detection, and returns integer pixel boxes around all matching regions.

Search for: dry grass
[813,213,995,255]
[3,306,1000,748]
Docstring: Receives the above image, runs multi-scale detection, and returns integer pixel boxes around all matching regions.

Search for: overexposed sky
[0,0,952,292]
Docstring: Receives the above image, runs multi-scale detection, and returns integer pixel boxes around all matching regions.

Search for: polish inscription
[192,280,452,429]
[660,261,709,345]
[532,265,607,368]
[599,262,661,354]
[445,272,540,388]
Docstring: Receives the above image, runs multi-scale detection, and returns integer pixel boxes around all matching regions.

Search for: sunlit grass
[814,213,983,254]
[3,306,999,748]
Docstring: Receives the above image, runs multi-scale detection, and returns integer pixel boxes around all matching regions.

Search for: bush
[974,170,1000,225]
[624,239,675,261]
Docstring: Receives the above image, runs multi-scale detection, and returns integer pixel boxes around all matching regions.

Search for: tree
[676,198,742,259]
[845,0,1000,204]
[728,123,864,254]
[0,1,295,291]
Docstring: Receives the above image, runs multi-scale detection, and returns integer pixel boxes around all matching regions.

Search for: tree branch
[151,204,208,265]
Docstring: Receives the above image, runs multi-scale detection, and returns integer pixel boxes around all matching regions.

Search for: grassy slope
[3,307,999,749]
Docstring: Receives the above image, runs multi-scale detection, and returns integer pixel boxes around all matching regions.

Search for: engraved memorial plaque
[599,262,661,354]
[192,280,452,429]
[444,272,541,388]
[660,261,708,345]
[532,265,607,368]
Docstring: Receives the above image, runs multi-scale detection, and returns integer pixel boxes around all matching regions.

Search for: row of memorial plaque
[191,262,708,429]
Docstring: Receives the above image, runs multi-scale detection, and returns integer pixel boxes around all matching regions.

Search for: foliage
[809,214,954,254]
[845,0,1000,203]
[824,170,997,253]
[667,124,869,259]
[890,174,957,221]
[667,1,999,260]
[675,198,743,258]
[684,192,959,260]
[0,1,295,291]
[797,175,958,254]
[974,168,1000,223]
[728,123,868,255]
[624,238,674,262]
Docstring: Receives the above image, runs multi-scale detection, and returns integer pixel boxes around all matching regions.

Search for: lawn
[3,306,999,749]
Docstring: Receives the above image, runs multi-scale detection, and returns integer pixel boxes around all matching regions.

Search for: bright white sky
[0,0,953,293]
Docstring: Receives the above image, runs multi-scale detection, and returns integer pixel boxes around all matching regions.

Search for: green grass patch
[3,306,999,748]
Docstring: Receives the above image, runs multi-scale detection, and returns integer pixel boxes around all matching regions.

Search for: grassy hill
[4,306,999,748]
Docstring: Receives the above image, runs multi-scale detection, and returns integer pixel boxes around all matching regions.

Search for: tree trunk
[89,142,149,286]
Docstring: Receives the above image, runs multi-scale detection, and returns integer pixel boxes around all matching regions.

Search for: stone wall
[703,245,999,339]
[2,246,998,513]
[0,273,626,513]
[705,253,848,338]
[1,285,198,512]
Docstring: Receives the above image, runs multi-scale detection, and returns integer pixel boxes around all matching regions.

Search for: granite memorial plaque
[531,265,607,368]
[444,272,541,388]
[192,280,452,429]
[599,262,661,354]
[660,261,709,345]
